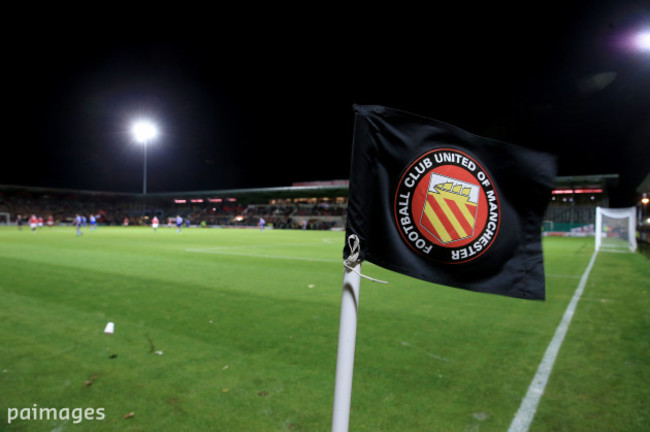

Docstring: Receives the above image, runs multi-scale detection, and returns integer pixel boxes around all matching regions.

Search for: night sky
[3,3,649,206]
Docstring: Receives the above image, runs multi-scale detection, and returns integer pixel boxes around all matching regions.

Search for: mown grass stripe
[186,248,340,263]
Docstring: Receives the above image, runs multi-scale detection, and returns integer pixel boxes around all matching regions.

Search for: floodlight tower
[132,120,158,195]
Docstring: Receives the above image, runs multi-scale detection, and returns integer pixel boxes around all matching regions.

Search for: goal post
[595,206,637,253]
[0,212,10,225]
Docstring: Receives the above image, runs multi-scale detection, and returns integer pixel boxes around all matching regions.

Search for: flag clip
[344,235,388,284]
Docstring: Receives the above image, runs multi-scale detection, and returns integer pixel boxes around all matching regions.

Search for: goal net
[595,206,637,253]
[0,212,9,225]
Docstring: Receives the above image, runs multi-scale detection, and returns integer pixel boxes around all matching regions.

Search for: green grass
[0,227,648,431]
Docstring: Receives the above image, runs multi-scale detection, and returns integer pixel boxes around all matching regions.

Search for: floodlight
[132,121,158,143]
[637,31,650,50]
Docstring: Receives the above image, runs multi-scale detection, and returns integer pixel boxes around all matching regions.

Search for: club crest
[394,148,500,263]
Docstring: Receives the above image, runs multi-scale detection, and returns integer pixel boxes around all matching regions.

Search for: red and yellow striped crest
[419,174,480,243]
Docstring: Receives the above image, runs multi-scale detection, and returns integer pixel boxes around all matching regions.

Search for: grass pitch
[0,226,648,431]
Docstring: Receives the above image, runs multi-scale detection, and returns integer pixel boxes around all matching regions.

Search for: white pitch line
[186,248,340,263]
[508,249,599,432]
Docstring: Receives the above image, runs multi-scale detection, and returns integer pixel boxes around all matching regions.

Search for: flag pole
[331,261,362,432]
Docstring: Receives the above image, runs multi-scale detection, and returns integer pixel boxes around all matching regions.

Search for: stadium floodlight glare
[636,30,650,51]
[132,121,158,143]
[131,120,158,195]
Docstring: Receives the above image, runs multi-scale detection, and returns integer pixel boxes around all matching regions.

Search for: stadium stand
[0,174,634,235]
[542,174,619,236]
[0,182,349,230]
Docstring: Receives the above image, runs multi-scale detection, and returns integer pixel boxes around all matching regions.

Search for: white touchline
[508,249,599,432]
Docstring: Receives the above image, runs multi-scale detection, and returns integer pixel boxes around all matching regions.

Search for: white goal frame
[0,212,9,225]
[595,206,637,253]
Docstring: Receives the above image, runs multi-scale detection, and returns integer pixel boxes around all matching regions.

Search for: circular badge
[394,148,500,264]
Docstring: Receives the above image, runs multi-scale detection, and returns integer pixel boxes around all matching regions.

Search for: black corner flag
[343,105,557,300]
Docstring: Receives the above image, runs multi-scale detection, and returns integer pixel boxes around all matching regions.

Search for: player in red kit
[29,215,38,232]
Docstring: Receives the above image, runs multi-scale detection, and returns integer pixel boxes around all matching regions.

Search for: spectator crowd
[0,191,346,231]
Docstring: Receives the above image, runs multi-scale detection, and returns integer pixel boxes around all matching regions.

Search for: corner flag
[344,105,557,300]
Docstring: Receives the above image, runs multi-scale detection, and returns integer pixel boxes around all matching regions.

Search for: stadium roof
[553,174,619,191]
[147,184,350,204]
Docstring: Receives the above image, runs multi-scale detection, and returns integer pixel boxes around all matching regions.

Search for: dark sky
[3,3,649,206]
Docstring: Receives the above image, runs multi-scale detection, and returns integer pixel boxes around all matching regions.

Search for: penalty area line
[186,248,339,263]
[508,249,599,432]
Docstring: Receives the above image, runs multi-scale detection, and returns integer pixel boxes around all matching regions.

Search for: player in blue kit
[75,214,83,236]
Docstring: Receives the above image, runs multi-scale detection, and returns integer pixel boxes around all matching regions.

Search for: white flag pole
[331,261,362,432]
